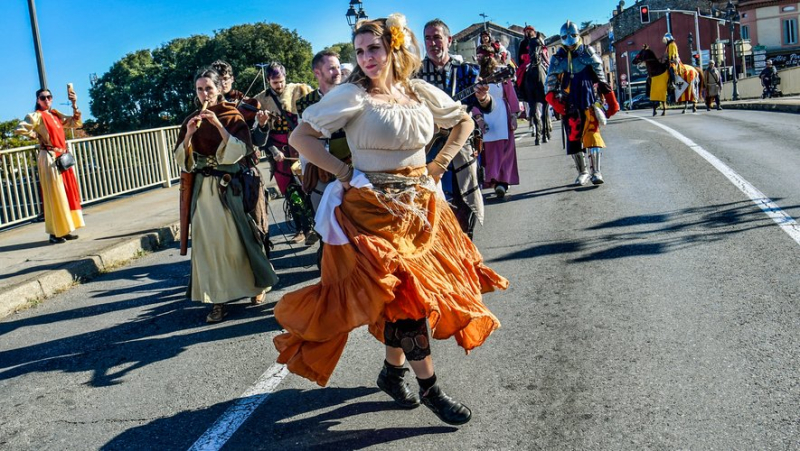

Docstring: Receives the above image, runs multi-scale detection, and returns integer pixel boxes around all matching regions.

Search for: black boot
[377,363,420,409]
[420,384,472,425]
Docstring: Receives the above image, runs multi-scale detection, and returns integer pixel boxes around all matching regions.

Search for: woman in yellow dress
[274,13,508,426]
[16,88,85,243]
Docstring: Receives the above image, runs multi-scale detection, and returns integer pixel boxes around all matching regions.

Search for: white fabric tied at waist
[314,168,446,246]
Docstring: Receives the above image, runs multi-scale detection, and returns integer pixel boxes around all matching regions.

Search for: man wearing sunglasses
[15,88,85,243]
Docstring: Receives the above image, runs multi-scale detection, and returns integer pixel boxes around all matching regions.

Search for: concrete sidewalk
[0,164,280,319]
[719,94,800,113]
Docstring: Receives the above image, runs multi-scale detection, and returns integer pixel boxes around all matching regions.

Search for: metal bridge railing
[1,125,181,230]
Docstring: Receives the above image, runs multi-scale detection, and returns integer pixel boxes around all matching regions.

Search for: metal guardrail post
[156,129,172,188]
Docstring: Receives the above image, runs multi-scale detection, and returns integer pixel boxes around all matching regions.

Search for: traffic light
[693,53,701,66]
[640,5,651,23]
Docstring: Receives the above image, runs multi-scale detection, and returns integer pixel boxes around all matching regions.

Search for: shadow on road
[101,387,457,450]
[0,258,282,387]
[489,199,789,263]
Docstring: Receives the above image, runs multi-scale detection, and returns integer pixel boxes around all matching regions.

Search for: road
[1,108,799,450]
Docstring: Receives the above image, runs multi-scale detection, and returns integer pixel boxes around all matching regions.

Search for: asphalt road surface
[1,108,799,450]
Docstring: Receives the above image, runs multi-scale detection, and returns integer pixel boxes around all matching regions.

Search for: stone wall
[721,65,800,98]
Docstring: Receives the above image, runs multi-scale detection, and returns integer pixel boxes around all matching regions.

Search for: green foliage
[326,42,356,66]
[0,118,35,150]
[580,21,594,31]
[89,22,314,133]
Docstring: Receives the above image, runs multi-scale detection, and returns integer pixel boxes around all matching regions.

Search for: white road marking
[640,116,800,246]
[188,363,289,451]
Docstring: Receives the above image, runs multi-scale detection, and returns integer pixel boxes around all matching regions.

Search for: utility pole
[27,0,48,89]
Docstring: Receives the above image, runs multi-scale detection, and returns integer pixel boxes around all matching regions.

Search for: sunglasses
[38,95,53,100]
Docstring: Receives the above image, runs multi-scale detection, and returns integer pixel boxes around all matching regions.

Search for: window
[784,19,798,45]
[741,25,750,40]
[782,6,797,12]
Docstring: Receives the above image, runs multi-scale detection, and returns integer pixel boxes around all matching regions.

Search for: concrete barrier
[722,66,800,100]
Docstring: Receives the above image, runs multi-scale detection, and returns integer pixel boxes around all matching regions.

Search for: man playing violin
[418,19,494,240]
[211,60,270,149]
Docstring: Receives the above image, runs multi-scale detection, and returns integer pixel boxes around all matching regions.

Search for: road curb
[720,102,800,114]
[0,222,181,319]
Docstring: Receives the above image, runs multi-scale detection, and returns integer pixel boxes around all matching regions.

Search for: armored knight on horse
[632,34,704,116]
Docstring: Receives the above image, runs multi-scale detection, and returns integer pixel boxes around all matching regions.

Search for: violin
[236,97,261,125]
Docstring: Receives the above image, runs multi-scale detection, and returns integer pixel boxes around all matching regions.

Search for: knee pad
[384,318,431,361]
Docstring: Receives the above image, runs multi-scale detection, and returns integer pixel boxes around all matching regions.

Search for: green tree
[89,49,164,132]
[0,118,35,150]
[88,22,314,133]
[580,21,594,30]
[326,42,356,66]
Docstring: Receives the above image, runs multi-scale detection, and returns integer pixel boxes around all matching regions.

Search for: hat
[663,32,674,44]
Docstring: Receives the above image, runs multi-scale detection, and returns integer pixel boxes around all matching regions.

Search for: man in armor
[545,20,619,186]
[419,18,494,240]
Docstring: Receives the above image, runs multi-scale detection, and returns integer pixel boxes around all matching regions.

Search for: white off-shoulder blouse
[300,79,465,172]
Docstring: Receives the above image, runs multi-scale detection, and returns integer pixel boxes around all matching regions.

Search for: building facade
[739,0,800,67]
[451,22,525,65]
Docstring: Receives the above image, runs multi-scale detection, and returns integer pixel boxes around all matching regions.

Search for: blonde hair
[347,17,422,91]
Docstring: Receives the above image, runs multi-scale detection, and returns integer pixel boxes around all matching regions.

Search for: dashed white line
[640,116,800,246]
[188,363,289,451]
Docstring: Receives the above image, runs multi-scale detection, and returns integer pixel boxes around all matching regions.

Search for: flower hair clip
[386,13,408,51]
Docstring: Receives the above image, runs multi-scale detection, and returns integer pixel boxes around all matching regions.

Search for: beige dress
[174,137,266,304]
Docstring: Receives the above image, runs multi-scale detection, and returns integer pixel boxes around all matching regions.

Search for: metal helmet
[560,20,580,48]
[663,32,674,44]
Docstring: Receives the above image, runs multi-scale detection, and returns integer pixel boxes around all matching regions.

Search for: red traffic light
[640,5,651,23]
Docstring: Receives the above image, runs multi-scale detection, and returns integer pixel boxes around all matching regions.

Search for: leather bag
[55,151,76,173]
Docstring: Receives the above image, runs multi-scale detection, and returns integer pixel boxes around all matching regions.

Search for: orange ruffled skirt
[273,167,509,386]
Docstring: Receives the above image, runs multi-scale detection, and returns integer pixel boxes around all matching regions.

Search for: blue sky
[4,0,619,122]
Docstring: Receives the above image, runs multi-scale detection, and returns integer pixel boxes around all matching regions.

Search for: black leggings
[384,318,431,361]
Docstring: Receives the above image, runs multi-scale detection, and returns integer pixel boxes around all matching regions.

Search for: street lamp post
[345,0,368,32]
[622,51,633,108]
[688,32,694,64]
[27,0,47,89]
[726,0,740,100]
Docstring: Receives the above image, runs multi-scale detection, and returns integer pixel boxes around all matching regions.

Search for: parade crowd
[16,12,625,427]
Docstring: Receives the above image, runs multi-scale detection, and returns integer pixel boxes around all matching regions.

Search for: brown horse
[631,45,703,116]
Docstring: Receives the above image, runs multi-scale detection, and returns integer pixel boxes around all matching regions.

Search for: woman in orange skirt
[278,13,508,426]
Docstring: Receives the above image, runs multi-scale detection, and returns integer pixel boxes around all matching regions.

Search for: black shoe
[49,235,66,244]
[542,136,549,143]
[534,138,540,146]
[63,234,79,240]
[377,364,420,409]
[420,384,472,425]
